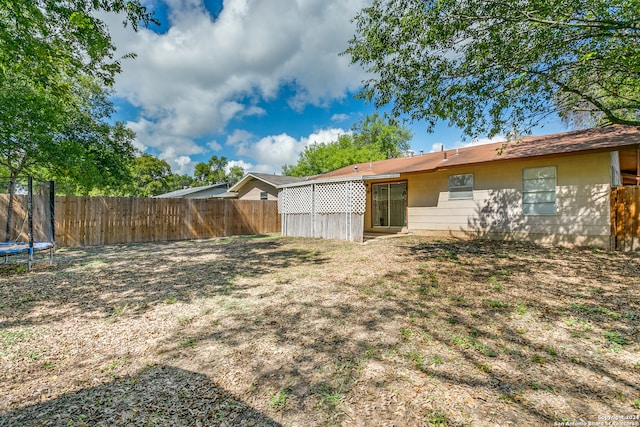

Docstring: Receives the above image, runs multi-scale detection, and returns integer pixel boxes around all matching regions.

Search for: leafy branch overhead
[345,0,640,138]
[0,0,157,193]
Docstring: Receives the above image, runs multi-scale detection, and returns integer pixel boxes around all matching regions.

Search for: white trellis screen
[279,180,367,242]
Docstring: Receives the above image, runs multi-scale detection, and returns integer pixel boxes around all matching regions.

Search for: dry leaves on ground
[1,235,639,426]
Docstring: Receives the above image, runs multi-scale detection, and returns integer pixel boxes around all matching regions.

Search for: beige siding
[403,152,612,247]
[237,180,278,201]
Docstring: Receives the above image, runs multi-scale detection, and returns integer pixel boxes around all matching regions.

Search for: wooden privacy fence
[0,194,53,243]
[55,197,280,247]
[611,186,640,251]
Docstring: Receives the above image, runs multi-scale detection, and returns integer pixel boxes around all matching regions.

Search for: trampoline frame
[1,176,55,271]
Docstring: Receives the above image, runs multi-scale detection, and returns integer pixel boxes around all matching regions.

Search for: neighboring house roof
[215,191,238,199]
[155,183,229,198]
[228,172,306,192]
[311,125,640,181]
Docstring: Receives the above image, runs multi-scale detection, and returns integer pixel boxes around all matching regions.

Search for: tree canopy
[0,74,137,193]
[194,156,245,186]
[282,114,412,177]
[0,0,156,190]
[345,0,640,138]
[351,113,411,158]
[1,0,156,88]
[125,154,173,197]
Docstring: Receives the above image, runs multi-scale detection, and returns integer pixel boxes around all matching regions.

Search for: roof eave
[229,173,289,192]
[278,174,400,188]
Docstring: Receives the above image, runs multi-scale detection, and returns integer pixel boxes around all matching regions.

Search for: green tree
[226,165,245,186]
[194,155,226,184]
[352,113,412,158]
[346,0,640,138]
[282,114,412,176]
[0,0,156,190]
[194,156,245,185]
[1,0,155,88]
[166,174,195,192]
[126,154,173,197]
[282,134,381,177]
[0,75,137,194]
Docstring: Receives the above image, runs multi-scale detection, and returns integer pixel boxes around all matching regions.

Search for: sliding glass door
[372,182,407,227]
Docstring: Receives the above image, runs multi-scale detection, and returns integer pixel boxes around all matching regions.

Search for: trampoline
[0,176,55,271]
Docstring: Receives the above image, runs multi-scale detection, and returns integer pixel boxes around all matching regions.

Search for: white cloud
[102,0,369,174]
[331,113,349,122]
[244,106,267,117]
[225,129,254,155]
[207,140,222,151]
[226,159,254,174]
[174,156,193,173]
[302,127,349,146]
[429,142,444,153]
[225,127,349,174]
[127,118,205,173]
[158,147,199,175]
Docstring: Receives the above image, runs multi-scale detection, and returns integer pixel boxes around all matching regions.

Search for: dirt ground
[0,235,639,426]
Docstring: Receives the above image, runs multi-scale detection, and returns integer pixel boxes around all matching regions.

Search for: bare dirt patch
[1,235,639,426]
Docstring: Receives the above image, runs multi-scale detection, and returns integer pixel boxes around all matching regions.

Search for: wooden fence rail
[611,186,640,251]
[53,197,280,247]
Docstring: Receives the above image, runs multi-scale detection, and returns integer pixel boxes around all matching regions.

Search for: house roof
[215,191,238,198]
[228,172,306,192]
[155,183,229,198]
[314,125,640,181]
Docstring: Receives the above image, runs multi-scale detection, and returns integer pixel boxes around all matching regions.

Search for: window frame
[522,166,557,215]
[448,173,474,200]
[371,181,407,228]
[260,191,269,201]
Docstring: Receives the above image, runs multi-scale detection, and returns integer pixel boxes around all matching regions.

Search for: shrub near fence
[54,197,280,247]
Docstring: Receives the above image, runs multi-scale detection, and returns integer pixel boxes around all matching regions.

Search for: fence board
[49,197,279,247]
[611,187,640,251]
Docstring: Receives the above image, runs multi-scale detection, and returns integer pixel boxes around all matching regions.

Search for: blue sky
[105,0,567,176]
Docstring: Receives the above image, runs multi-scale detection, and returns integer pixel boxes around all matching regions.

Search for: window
[448,174,474,199]
[610,151,621,187]
[522,166,556,215]
[260,191,269,200]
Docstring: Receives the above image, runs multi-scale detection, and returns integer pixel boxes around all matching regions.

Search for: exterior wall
[402,152,612,247]
[236,180,278,201]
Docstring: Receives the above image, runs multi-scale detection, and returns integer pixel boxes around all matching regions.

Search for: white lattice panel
[279,186,313,214]
[280,180,366,215]
[352,181,367,215]
[315,181,366,214]
[315,183,346,214]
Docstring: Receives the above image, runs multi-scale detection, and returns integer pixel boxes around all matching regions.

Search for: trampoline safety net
[0,176,55,270]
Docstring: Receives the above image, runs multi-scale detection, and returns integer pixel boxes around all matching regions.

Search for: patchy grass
[268,389,289,411]
[0,235,639,426]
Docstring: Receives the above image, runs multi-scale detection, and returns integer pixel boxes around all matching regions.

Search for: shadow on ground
[2,236,639,425]
[0,365,281,427]
[0,235,329,328]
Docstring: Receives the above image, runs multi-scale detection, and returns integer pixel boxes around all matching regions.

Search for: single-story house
[155,183,230,199]
[218,172,306,200]
[278,125,640,247]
